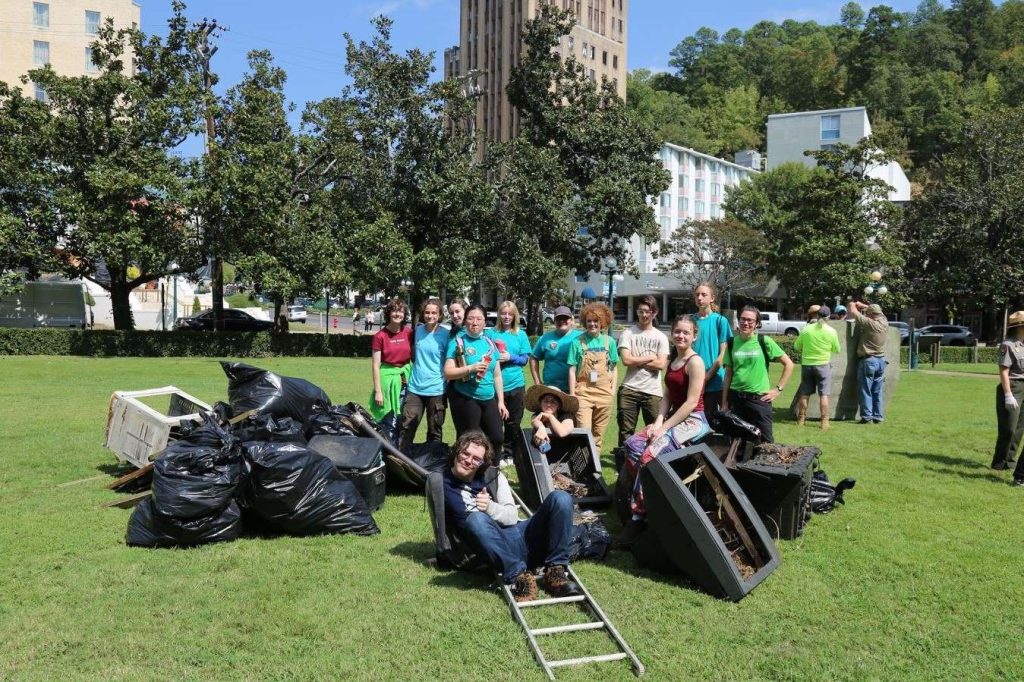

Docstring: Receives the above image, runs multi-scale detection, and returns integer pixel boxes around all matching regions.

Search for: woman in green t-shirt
[721,305,795,443]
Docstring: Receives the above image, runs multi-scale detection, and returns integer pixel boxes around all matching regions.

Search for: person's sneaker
[510,571,538,603]
[543,565,582,598]
[1013,478,1024,488]
[992,462,1009,471]
[858,418,872,424]
[611,519,647,550]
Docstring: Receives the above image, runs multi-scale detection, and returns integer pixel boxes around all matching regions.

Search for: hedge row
[0,327,1005,364]
[0,328,372,358]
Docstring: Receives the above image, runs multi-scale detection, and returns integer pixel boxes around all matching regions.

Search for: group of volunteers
[367,284,899,602]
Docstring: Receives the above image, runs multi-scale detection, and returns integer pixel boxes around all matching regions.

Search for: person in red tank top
[614,316,711,547]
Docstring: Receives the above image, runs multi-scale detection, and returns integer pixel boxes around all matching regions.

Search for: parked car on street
[916,324,977,346]
[287,305,307,323]
[888,321,910,345]
[174,308,274,332]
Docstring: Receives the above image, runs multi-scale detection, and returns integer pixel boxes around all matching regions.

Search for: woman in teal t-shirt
[486,301,532,462]
[691,281,732,422]
[444,304,508,451]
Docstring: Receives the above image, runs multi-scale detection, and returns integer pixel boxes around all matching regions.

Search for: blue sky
[142,0,926,152]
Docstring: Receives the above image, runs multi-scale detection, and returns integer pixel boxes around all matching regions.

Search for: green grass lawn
[917,362,1000,375]
[1,356,1021,680]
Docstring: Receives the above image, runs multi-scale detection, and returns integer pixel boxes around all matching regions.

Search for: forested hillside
[629,0,1024,178]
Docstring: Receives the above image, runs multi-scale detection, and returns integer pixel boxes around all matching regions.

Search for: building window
[591,45,596,60]
[581,41,588,58]
[660,216,670,236]
[33,2,49,28]
[820,143,838,152]
[602,51,607,66]
[85,10,101,36]
[695,200,705,215]
[85,47,99,73]
[33,40,49,66]
[711,182,721,198]
[567,36,574,51]
[34,83,47,102]
[660,193,671,208]
[710,204,721,218]
[695,178,705,193]
[677,196,688,211]
[694,157,703,171]
[613,55,618,69]
[677,173,688,189]
[821,114,840,140]
[589,69,596,82]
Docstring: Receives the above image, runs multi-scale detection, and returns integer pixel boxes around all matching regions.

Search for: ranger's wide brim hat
[524,384,579,414]
[1008,310,1024,329]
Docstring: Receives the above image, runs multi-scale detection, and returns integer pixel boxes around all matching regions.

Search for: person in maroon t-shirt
[369,298,413,421]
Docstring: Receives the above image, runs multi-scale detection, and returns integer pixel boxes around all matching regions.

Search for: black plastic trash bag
[378,411,401,448]
[221,361,330,422]
[810,470,856,514]
[126,498,243,548]
[234,414,307,444]
[304,404,359,439]
[151,414,241,520]
[241,442,379,536]
[568,519,612,562]
[403,441,450,475]
[711,410,763,442]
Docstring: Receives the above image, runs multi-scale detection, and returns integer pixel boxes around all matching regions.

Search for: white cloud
[353,0,453,17]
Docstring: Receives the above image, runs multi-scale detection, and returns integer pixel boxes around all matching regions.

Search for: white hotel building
[572,142,759,322]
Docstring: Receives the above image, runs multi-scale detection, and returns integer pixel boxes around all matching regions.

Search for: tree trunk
[272,295,285,334]
[981,295,1001,344]
[109,281,135,330]
[526,296,540,336]
[212,256,225,332]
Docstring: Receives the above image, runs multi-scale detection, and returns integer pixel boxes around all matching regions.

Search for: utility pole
[195,19,223,330]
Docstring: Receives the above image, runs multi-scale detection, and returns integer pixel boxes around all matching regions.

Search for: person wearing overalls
[567,302,619,451]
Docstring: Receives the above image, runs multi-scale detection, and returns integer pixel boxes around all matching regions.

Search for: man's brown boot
[543,565,582,598]
[796,406,807,426]
[511,571,538,603]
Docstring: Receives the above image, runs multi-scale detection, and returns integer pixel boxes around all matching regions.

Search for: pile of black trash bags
[126,361,395,548]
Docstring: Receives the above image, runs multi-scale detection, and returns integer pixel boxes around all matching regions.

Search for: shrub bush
[0,328,372,358]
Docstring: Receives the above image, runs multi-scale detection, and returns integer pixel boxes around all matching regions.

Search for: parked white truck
[757,311,806,337]
[0,281,88,328]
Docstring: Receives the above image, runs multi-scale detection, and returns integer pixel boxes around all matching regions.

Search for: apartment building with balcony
[0,0,141,99]
[571,142,761,322]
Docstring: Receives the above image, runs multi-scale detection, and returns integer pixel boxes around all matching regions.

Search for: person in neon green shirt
[794,305,841,430]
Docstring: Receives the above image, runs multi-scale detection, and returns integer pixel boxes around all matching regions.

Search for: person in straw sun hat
[525,384,579,450]
[992,310,1024,487]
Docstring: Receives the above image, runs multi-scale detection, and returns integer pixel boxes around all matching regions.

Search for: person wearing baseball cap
[794,305,841,430]
[849,300,889,423]
[992,310,1024,486]
[833,304,848,321]
[529,305,581,393]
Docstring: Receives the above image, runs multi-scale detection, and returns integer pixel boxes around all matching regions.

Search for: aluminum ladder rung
[531,621,606,636]
[548,652,629,669]
[518,595,586,608]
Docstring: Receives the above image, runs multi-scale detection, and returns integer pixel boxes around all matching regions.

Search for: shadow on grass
[96,462,133,476]
[390,540,435,565]
[889,450,988,470]
[924,466,1011,485]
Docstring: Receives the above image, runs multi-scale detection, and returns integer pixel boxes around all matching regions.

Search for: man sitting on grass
[442,430,582,603]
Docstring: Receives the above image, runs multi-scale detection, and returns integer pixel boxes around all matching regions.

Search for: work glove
[1005,393,1019,410]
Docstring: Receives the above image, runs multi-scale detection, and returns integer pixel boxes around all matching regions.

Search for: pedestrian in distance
[991,310,1024,487]
[721,305,795,444]
[443,304,508,452]
[400,298,450,452]
[486,301,532,465]
[369,298,412,422]
[616,294,670,451]
[691,281,733,423]
[441,430,582,603]
[530,306,581,393]
[794,305,841,430]
[567,302,619,451]
[848,301,889,423]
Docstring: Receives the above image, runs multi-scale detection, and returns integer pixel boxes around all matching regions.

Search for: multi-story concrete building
[446,0,627,148]
[0,0,141,99]
[572,143,761,322]
[766,106,911,202]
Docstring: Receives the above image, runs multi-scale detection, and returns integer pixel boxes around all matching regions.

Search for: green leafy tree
[905,106,1024,340]
[655,217,768,297]
[26,3,207,329]
[506,4,669,287]
[726,141,907,306]
[0,82,59,296]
